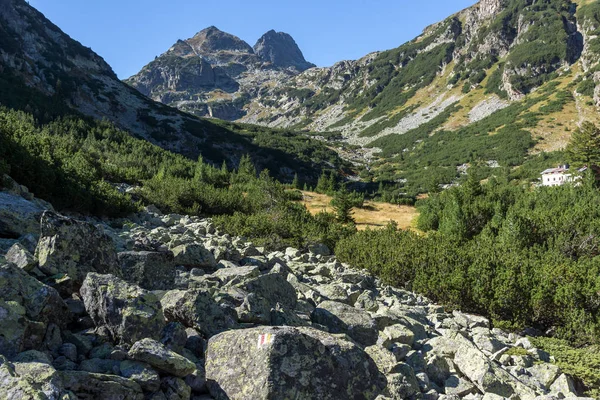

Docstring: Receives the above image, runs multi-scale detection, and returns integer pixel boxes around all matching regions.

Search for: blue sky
[29,0,476,79]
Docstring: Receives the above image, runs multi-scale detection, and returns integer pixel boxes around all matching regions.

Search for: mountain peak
[187,26,253,54]
[254,30,315,72]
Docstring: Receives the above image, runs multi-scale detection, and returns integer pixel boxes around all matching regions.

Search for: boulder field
[0,184,594,400]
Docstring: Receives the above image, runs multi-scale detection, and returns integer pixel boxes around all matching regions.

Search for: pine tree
[331,186,355,224]
[292,173,300,189]
[567,121,600,167]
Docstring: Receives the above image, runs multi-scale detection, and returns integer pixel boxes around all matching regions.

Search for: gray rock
[172,243,217,269]
[380,324,415,348]
[36,212,120,292]
[13,349,53,364]
[254,30,315,71]
[59,343,78,362]
[5,243,36,271]
[205,326,385,400]
[212,265,260,284]
[79,358,120,374]
[161,289,239,338]
[426,355,451,386]
[129,338,197,378]
[60,370,144,399]
[120,360,161,392]
[0,191,48,238]
[308,243,331,256]
[0,263,69,357]
[0,357,63,399]
[527,363,561,390]
[231,273,298,324]
[444,375,477,397]
[118,251,175,290]
[549,373,577,397]
[386,363,420,399]
[81,273,166,344]
[311,300,378,346]
[161,376,192,400]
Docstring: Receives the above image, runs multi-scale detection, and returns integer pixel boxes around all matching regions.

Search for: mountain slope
[125,0,600,195]
[235,0,600,192]
[0,0,346,182]
[125,26,315,120]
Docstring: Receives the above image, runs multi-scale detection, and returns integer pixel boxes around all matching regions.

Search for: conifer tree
[331,186,355,224]
[567,121,600,166]
[292,173,300,189]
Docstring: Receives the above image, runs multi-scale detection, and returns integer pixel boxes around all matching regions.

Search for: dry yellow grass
[299,191,419,231]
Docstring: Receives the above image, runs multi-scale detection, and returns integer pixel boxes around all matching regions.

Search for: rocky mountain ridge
[0,176,596,399]
[0,0,339,183]
[125,26,315,120]
[127,0,600,189]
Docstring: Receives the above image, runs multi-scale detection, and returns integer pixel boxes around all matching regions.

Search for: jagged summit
[187,26,254,54]
[126,26,315,119]
[254,29,315,71]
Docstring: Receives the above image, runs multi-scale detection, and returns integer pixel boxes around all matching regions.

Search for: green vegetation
[577,1,600,59]
[0,107,354,249]
[336,171,600,347]
[567,121,600,166]
[531,337,600,398]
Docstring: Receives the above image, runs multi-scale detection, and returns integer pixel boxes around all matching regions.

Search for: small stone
[59,343,78,363]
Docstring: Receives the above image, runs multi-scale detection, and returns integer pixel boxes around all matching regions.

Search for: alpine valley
[3,0,600,399]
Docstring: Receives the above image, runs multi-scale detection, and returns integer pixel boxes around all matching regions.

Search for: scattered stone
[129,338,197,378]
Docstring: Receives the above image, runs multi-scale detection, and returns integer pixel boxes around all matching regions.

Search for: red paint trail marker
[257,333,274,348]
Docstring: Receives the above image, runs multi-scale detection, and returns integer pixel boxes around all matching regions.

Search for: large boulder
[0,191,48,238]
[451,333,538,400]
[172,243,217,269]
[81,273,166,344]
[60,370,144,400]
[229,272,298,324]
[129,338,196,378]
[118,251,175,290]
[0,263,69,326]
[311,300,378,346]
[36,212,120,291]
[161,289,238,338]
[0,356,64,399]
[212,265,260,284]
[205,326,385,400]
[0,263,70,357]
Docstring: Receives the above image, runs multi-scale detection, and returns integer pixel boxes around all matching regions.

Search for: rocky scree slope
[0,0,337,182]
[125,26,315,120]
[0,178,595,400]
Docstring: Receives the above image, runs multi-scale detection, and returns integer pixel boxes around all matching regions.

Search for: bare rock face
[476,0,506,20]
[254,30,315,72]
[205,326,386,400]
[126,26,314,120]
